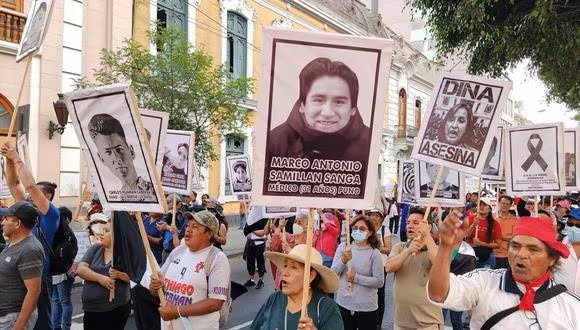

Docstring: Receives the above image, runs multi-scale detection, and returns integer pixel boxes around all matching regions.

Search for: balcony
[0,8,26,44]
[394,125,418,139]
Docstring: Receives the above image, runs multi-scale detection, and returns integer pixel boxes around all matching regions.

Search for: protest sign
[74,230,91,263]
[411,73,511,175]
[252,28,393,209]
[161,130,195,194]
[262,206,298,219]
[397,160,417,204]
[16,134,32,171]
[506,123,565,195]
[16,0,54,62]
[64,84,166,212]
[481,126,505,182]
[139,109,169,174]
[226,154,252,195]
[564,128,580,190]
[415,161,465,206]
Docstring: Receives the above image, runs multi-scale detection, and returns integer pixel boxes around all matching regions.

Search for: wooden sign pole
[345,210,352,292]
[109,215,115,302]
[475,177,483,238]
[300,208,315,318]
[7,56,33,139]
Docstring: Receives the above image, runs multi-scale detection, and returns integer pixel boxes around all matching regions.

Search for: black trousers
[34,270,52,330]
[389,216,400,235]
[377,273,386,328]
[339,305,377,330]
[246,242,266,277]
[83,302,131,330]
[131,285,161,330]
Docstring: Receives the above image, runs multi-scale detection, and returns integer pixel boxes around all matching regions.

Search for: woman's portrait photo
[226,155,252,194]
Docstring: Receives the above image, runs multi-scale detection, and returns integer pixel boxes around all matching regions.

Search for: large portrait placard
[397,160,417,204]
[415,161,465,206]
[140,109,169,175]
[411,73,511,175]
[506,123,565,195]
[226,154,252,195]
[161,130,195,194]
[481,126,505,182]
[16,0,54,62]
[564,128,580,190]
[252,28,393,209]
[64,84,165,212]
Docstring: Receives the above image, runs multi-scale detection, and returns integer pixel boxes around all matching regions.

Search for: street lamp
[48,93,68,139]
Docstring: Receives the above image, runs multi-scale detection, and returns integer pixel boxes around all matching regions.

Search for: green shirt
[251,291,344,330]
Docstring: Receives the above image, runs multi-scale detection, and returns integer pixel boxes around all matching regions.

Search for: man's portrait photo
[416,161,463,205]
[227,155,252,195]
[252,28,393,210]
[161,130,194,194]
[482,126,504,180]
[16,0,53,62]
[564,129,579,189]
[140,108,169,173]
[64,84,165,212]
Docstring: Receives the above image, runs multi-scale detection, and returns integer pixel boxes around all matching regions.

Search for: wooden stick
[136,212,173,329]
[550,195,553,210]
[109,213,115,301]
[300,208,315,318]
[475,177,483,238]
[171,192,177,228]
[73,182,87,221]
[345,210,352,292]
[7,56,32,139]
[535,195,540,217]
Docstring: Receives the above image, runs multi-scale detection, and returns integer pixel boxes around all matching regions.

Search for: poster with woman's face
[411,73,512,176]
[16,0,54,62]
[226,154,252,195]
[139,109,169,175]
[161,130,195,194]
[63,84,166,212]
[415,161,465,206]
[564,128,580,190]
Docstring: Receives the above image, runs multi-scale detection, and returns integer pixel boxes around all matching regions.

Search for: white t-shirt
[160,245,231,330]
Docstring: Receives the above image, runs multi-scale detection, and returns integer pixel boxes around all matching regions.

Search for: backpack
[38,209,78,275]
[204,246,231,329]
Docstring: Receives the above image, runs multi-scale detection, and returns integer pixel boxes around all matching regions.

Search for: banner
[411,73,511,175]
[16,0,54,62]
[415,161,465,206]
[161,130,195,194]
[139,109,169,175]
[481,126,505,182]
[251,28,393,209]
[397,160,417,204]
[226,154,252,195]
[64,84,166,212]
[506,123,565,195]
[565,128,580,191]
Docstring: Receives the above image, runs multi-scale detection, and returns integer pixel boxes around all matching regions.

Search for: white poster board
[262,206,297,218]
[397,160,417,204]
[506,123,566,195]
[565,128,580,191]
[251,28,393,209]
[73,230,91,263]
[161,130,195,194]
[16,134,32,171]
[415,161,465,206]
[64,84,166,212]
[16,0,54,62]
[226,154,252,195]
[139,108,169,175]
[481,126,505,182]
[411,73,512,175]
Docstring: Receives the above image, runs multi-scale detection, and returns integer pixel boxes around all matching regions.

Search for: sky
[508,61,578,128]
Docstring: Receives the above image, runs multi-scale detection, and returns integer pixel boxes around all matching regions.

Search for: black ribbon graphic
[521,134,548,172]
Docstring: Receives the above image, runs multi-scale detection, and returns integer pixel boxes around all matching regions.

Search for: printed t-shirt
[160,245,230,330]
[467,215,502,244]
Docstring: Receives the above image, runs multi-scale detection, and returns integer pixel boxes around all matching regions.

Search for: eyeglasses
[351,226,368,232]
[524,310,542,330]
[566,221,580,228]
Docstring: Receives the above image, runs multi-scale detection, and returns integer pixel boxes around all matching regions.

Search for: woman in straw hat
[251,244,343,330]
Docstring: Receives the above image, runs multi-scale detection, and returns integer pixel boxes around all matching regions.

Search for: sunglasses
[566,221,580,228]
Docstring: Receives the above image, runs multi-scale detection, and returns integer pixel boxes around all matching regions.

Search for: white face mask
[292,223,304,235]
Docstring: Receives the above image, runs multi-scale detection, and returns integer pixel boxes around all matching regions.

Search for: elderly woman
[438,102,474,148]
[251,244,343,329]
[331,215,384,329]
[76,220,131,329]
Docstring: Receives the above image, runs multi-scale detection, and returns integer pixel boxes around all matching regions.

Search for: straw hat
[264,244,339,294]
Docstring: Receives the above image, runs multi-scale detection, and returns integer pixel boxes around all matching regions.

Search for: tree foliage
[76,27,253,168]
[411,0,580,114]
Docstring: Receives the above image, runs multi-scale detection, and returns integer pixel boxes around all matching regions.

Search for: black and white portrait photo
[252,28,393,209]
[140,108,169,174]
[412,73,511,175]
[16,0,53,62]
[506,123,566,196]
[64,84,165,212]
[226,154,252,195]
[564,129,580,190]
[161,130,195,194]
[415,161,464,206]
[397,160,417,204]
[263,206,297,219]
[482,126,505,181]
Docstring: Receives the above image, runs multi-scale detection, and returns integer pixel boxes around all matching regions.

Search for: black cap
[0,201,41,229]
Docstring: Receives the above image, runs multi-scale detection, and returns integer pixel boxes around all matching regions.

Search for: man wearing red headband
[428,215,580,329]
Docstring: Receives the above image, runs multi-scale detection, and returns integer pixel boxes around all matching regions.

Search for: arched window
[414,99,422,128]
[0,93,15,136]
[397,89,407,138]
[157,0,187,33]
[227,11,247,79]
